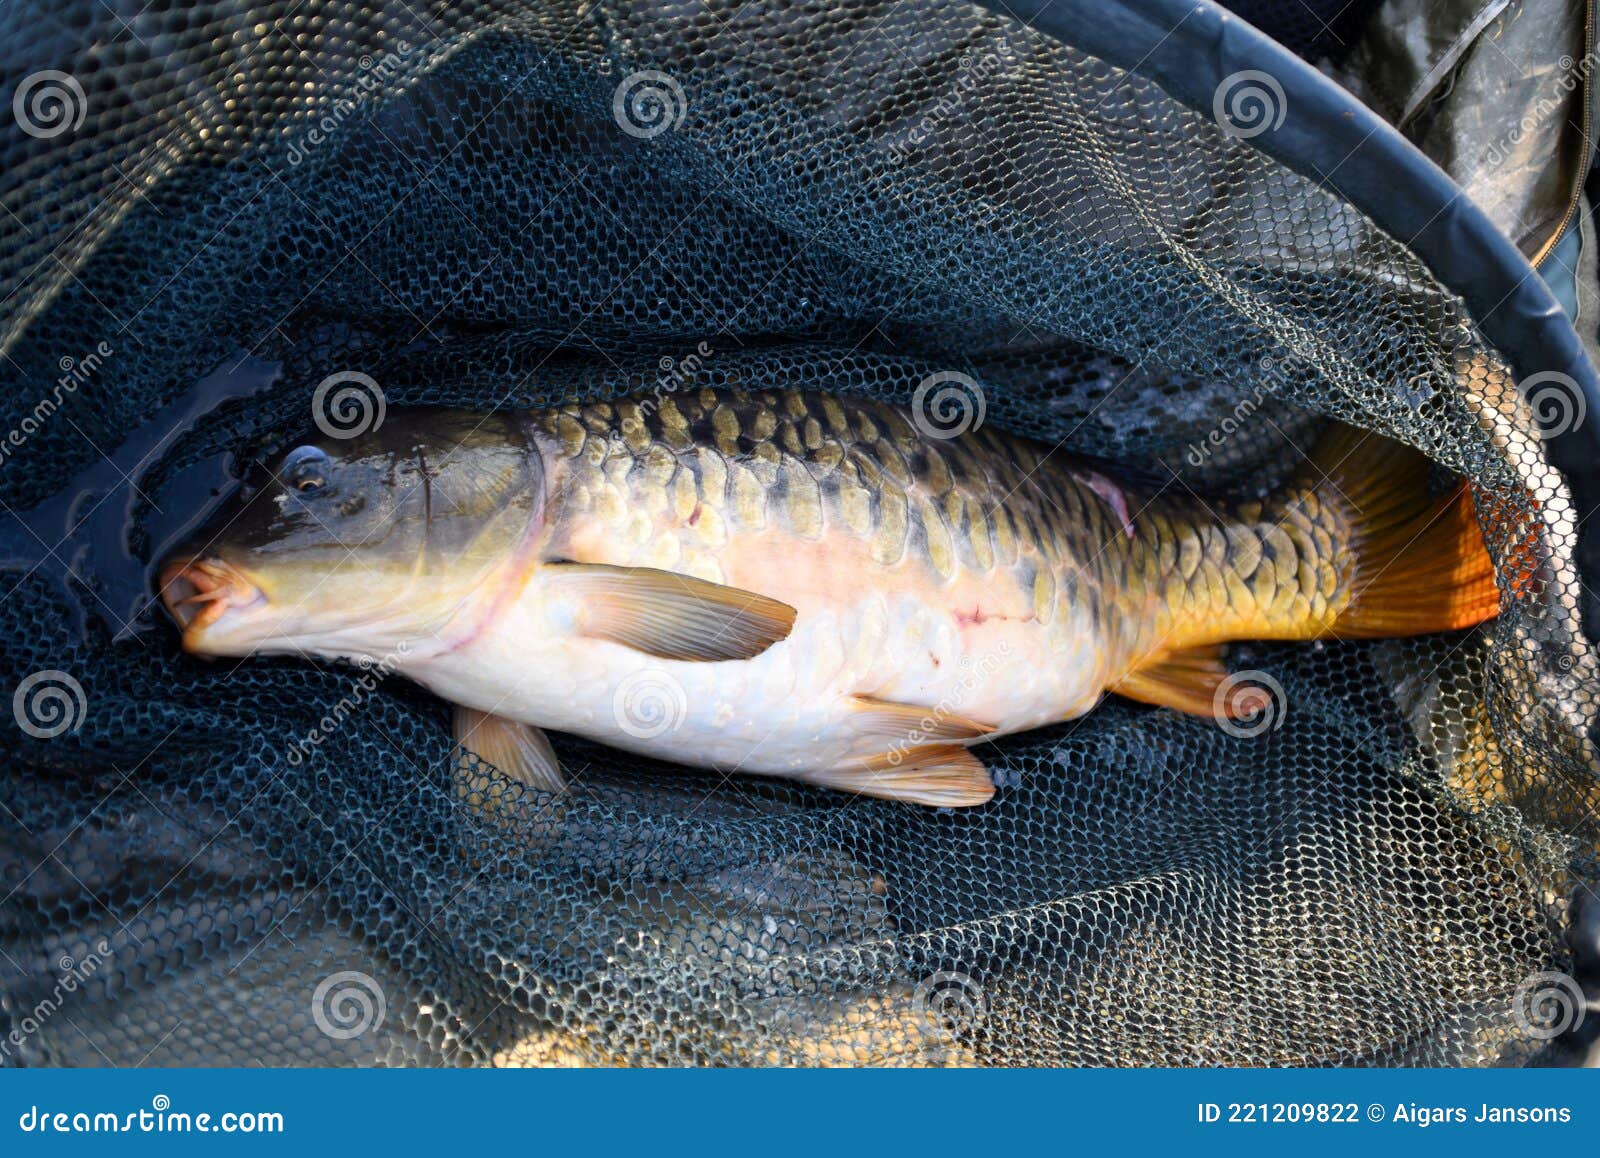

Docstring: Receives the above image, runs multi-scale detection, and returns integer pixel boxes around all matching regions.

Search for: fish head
[159,408,544,660]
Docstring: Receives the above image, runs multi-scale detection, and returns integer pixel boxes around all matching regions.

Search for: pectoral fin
[453,706,566,795]
[547,562,796,661]
[802,745,995,808]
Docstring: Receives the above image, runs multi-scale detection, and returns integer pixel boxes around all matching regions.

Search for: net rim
[975,0,1600,644]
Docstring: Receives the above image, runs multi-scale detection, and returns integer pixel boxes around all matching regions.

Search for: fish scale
[537,388,1133,636]
[535,387,1373,665]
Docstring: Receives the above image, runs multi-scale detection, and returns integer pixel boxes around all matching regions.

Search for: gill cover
[161,409,545,649]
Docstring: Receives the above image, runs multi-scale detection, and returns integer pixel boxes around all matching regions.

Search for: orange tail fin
[1111,425,1521,722]
[1313,426,1502,638]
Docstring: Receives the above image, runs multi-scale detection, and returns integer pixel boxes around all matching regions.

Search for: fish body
[428,391,1118,776]
[161,388,1498,806]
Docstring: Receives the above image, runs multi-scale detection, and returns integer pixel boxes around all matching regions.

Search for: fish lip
[158,556,267,649]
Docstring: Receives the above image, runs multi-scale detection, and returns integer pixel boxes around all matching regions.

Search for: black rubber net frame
[1,0,1597,1067]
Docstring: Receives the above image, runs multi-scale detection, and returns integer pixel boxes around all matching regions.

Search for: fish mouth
[158,556,268,646]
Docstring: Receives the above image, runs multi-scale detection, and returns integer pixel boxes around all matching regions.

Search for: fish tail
[1309,424,1501,638]
[1111,424,1509,719]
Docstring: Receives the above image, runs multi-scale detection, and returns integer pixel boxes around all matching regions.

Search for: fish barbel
[159,388,1499,806]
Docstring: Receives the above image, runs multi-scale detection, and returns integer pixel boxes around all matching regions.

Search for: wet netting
[1,0,1597,1067]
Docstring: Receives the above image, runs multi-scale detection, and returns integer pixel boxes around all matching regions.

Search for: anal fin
[802,744,995,808]
[453,706,567,796]
[1111,644,1272,721]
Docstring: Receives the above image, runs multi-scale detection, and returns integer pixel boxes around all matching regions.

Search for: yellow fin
[1308,426,1501,637]
[547,562,796,661]
[1111,645,1272,720]
[801,745,995,807]
[453,706,566,795]
[847,694,997,745]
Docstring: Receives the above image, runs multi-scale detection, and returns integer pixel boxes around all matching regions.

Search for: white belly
[406,576,1109,779]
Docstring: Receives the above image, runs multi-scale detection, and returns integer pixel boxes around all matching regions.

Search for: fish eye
[281,445,331,494]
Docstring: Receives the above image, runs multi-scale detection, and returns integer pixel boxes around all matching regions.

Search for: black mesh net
[1,0,1596,1067]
